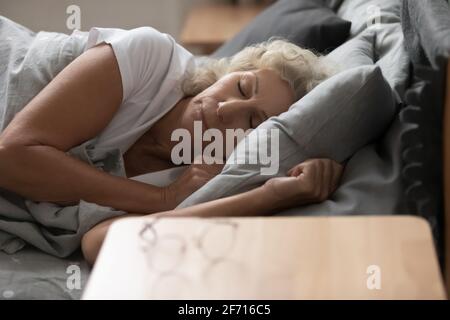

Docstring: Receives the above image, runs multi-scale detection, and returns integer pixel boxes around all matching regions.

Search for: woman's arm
[163,158,343,219]
[82,158,343,265]
[82,185,274,265]
[0,44,208,213]
[0,44,165,211]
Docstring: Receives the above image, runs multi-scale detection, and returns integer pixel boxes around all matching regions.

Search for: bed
[0,0,449,299]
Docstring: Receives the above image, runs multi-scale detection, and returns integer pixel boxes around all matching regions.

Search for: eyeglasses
[139,218,239,273]
[139,218,239,298]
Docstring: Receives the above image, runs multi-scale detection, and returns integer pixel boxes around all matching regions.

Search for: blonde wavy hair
[182,39,336,101]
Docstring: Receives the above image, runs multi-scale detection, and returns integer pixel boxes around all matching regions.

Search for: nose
[216,100,250,125]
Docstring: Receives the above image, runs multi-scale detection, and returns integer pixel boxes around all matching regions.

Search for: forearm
[83,158,345,264]
[158,185,280,218]
[83,185,283,264]
[0,144,172,213]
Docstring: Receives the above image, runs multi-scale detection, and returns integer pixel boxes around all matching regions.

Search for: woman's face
[185,69,295,135]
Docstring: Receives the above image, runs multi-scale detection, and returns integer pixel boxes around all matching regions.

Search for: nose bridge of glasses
[139,222,158,245]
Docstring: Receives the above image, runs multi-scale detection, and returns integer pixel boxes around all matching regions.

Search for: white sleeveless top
[77,26,195,154]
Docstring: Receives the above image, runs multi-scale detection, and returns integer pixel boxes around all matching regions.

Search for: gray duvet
[0,16,127,299]
[0,16,127,258]
[0,248,89,300]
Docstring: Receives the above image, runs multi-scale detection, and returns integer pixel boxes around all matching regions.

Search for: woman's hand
[262,158,344,210]
[164,159,224,208]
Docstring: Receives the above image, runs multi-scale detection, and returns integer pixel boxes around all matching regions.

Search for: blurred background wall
[0,0,235,40]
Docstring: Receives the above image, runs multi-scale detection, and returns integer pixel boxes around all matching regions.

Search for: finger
[287,167,294,176]
[328,162,337,195]
[288,163,304,177]
[330,163,344,192]
[290,166,303,177]
[298,161,318,201]
[322,160,332,199]
[290,158,319,176]
[296,163,309,180]
[313,160,324,199]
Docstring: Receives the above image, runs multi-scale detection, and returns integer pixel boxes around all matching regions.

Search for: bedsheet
[0,248,88,300]
[0,16,128,258]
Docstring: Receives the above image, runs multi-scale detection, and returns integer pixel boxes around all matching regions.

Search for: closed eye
[237,80,246,98]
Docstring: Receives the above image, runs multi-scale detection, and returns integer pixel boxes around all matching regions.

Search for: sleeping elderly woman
[0,27,343,264]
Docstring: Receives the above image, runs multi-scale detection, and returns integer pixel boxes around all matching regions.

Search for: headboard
[400,0,450,296]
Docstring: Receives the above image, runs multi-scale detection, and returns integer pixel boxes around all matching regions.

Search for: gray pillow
[337,0,401,37]
[335,0,409,99]
[212,0,351,58]
[178,65,397,208]
[326,0,345,11]
[325,28,376,69]
[374,23,409,99]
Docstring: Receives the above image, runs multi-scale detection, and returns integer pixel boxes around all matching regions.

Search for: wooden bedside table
[179,4,267,54]
[82,216,446,300]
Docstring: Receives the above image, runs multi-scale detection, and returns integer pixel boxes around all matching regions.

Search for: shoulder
[84,26,193,101]
[115,26,194,82]
[85,26,175,58]
[125,27,174,51]
[113,27,185,73]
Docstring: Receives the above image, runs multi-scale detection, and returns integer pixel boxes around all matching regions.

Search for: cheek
[280,102,293,115]
[272,96,295,116]
[264,103,288,119]
[208,78,236,98]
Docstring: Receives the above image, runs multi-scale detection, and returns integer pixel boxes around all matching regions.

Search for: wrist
[161,185,177,211]
[259,181,291,212]
[243,185,281,215]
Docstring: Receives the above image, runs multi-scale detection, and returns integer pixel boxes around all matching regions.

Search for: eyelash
[237,80,246,98]
[238,80,254,128]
